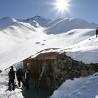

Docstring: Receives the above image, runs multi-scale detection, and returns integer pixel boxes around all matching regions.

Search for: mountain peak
[24,16,51,27]
[32,16,44,20]
[0,17,18,29]
[25,16,49,21]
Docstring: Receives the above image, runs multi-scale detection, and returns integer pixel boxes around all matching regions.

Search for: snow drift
[50,73,98,98]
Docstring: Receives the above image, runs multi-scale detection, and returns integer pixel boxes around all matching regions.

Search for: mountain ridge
[0,16,97,34]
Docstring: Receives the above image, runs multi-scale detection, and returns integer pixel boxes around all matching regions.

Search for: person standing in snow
[8,66,15,91]
[16,68,25,87]
[96,27,98,37]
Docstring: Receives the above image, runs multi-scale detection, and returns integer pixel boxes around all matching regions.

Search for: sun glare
[53,0,71,14]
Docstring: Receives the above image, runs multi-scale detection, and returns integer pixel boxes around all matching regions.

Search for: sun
[53,0,71,14]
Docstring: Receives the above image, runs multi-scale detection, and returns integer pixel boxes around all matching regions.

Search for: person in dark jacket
[96,27,98,37]
[16,68,25,87]
[8,66,15,91]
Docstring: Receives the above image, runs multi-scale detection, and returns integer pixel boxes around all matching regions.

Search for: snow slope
[50,73,98,98]
[67,36,98,64]
[31,29,98,64]
[45,18,97,34]
[0,17,47,70]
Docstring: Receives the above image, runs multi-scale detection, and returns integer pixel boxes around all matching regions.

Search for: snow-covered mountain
[0,16,98,98]
[0,17,47,69]
[0,16,97,70]
[45,18,97,34]
[23,16,51,27]
[23,17,97,34]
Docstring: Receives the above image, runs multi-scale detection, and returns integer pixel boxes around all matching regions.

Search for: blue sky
[0,0,98,23]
